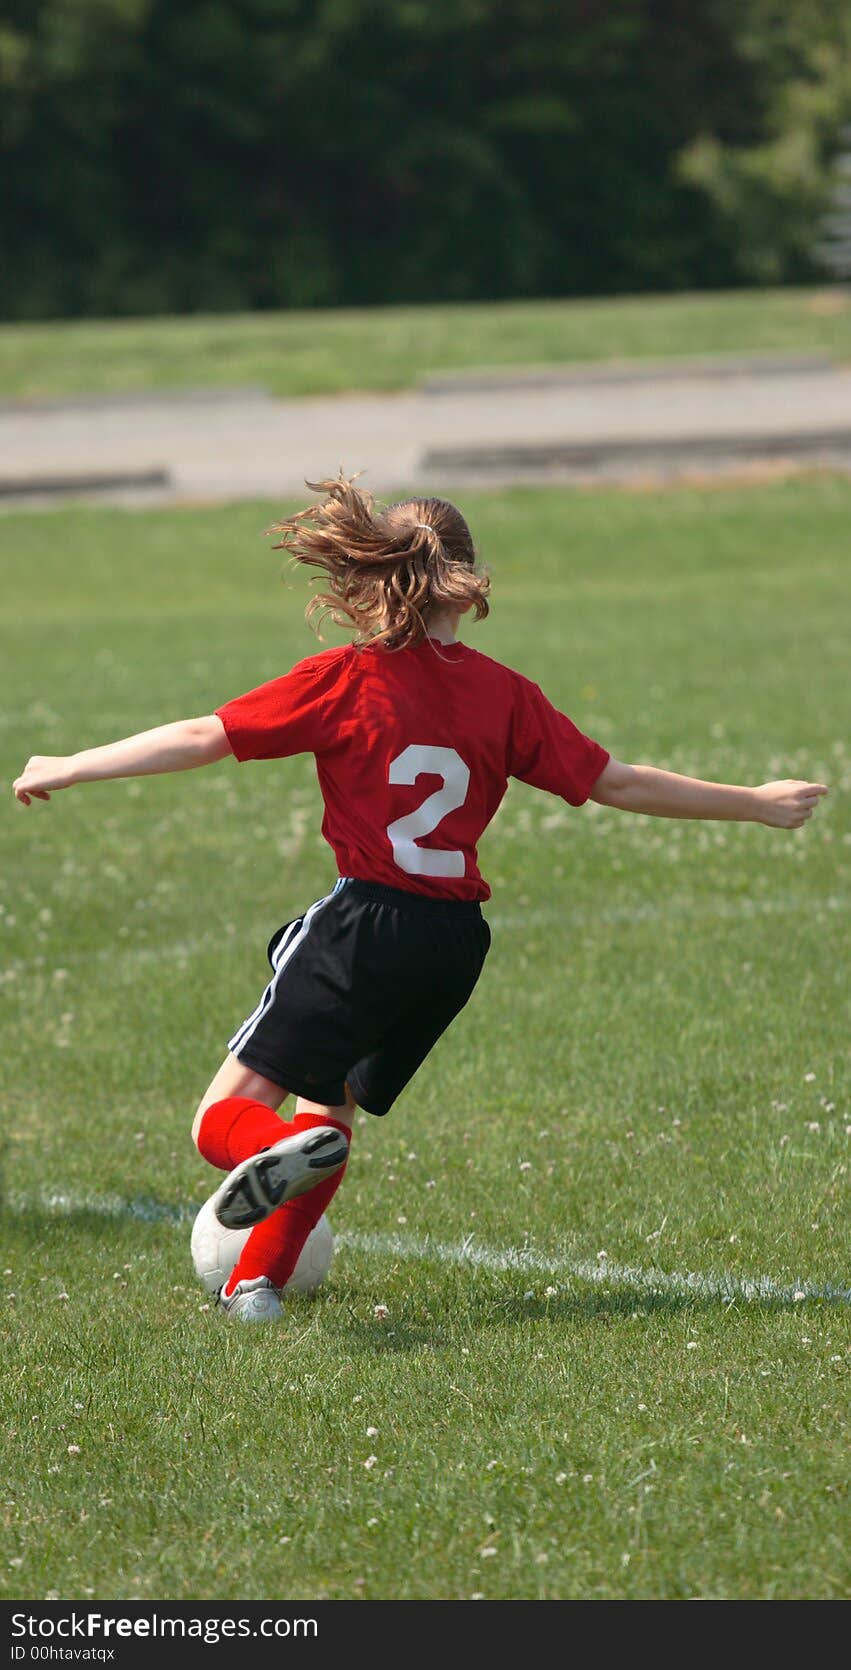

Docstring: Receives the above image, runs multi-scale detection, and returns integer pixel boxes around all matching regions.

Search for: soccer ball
[190,1196,334,1297]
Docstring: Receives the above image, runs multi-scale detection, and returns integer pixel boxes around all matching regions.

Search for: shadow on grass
[317,1278,845,1360]
[0,1195,191,1233]
[4,1203,847,1345]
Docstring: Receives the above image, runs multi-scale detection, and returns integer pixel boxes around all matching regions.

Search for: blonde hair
[268,474,490,652]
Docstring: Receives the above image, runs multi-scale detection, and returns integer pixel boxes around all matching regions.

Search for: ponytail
[268,474,490,651]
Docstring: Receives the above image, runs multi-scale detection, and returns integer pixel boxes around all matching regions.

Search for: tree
[0,0,848,319]
[816,124,851,283]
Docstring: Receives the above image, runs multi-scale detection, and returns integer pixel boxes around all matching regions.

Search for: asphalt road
[2,352,851,506]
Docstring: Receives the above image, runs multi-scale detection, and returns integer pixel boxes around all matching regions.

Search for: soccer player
[13,476,828,1321]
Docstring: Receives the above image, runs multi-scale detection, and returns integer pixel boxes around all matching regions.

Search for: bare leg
[191,1051,288,1149]
[293,1082,357,1134]
[192,1055,358,1149]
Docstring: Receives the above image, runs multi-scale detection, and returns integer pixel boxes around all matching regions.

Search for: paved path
[2,353,851,505]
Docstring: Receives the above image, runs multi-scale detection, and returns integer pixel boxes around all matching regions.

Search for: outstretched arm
[13,716,231,806]
[590,757,828,828]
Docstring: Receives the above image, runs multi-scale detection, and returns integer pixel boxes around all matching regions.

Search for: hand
[752,779,828,829]
[12,755,76,806]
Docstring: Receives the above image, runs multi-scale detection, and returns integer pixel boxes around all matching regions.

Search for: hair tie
[414,521,435,533]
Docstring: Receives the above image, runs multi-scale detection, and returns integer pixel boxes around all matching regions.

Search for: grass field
[1,477,849,1601]
[1,287,850,402]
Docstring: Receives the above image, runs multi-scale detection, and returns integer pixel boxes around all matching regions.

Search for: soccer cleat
[219,1275,283,1323]
[211,1124,350,1230]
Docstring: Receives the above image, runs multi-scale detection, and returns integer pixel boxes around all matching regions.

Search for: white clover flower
[481,1547,498,1558]
[364,1456,378,1470]
[373,1304,389,1320]
[366,1426,378,1437]
[555,1472,568,1485]
[67,1444,81,1456]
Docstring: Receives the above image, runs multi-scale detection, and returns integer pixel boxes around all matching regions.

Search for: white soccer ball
[190,1196,334,1297]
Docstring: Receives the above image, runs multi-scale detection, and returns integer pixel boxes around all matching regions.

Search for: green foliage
[1,1,849,320]
[677,1,851,283]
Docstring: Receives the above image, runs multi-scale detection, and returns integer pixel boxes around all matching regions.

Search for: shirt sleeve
[215,658,327,762]
[508,674,610,806]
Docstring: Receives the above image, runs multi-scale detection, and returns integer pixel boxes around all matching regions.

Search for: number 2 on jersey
[386,744,471,878]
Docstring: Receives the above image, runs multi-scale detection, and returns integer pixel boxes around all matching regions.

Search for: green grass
[1,478,849,1600]
[1,287,850,403]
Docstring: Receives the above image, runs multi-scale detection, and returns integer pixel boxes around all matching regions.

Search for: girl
[13,476,828,1322]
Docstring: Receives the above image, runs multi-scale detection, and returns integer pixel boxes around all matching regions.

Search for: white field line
[6,1188,850,1306]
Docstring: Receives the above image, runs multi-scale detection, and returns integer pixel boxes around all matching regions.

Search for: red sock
[195,1096,288,1171]
[225,1112,351,1294]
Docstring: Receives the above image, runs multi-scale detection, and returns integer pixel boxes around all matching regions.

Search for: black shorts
[228,878,491,1116]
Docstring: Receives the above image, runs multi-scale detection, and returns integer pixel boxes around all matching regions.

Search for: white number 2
[386,745,471,878]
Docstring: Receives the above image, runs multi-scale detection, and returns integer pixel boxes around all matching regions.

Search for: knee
[192,1089,231,1151]
[191,1102,209,1151]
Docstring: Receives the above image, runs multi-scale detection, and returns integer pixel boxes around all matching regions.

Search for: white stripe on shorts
[227,878,346,1058]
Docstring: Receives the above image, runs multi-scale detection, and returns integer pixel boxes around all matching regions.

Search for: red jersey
[215,640,609,902]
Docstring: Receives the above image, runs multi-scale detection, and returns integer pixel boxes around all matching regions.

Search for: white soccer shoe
[220,1275,283,1323]
[211,1124,349,1230]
